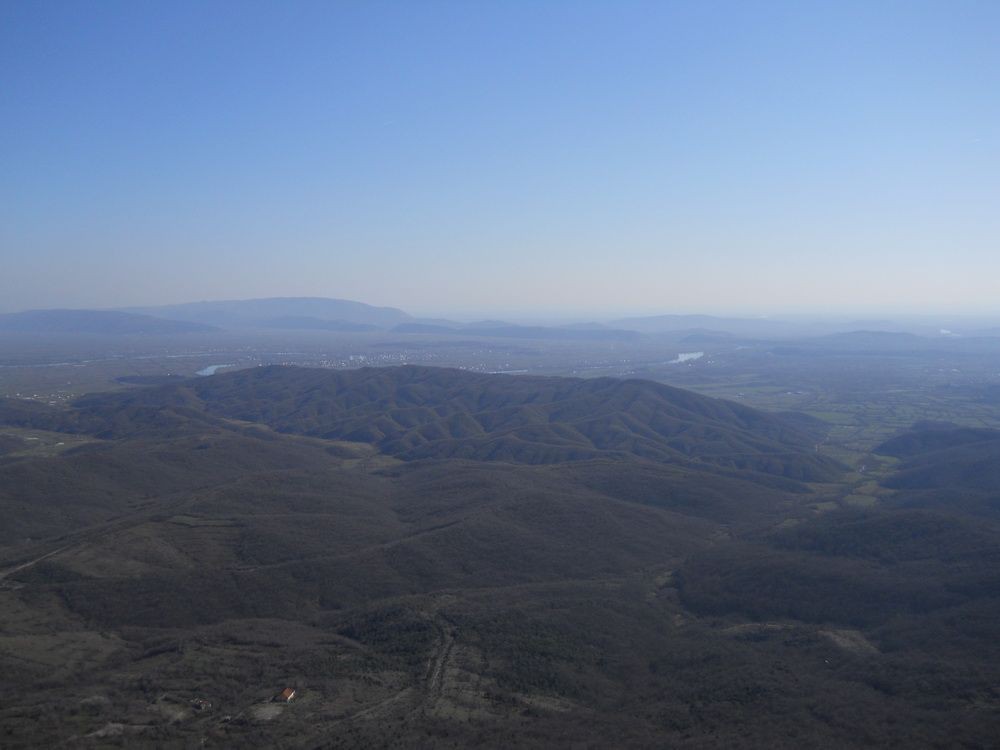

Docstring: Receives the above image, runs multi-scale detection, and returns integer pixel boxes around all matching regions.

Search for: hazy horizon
[6,294,1000,326]
[3,2,998,316]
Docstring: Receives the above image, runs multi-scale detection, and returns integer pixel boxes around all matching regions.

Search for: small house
[276,687,297,703]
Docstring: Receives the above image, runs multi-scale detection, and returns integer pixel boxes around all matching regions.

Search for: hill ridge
[64,365,843,480]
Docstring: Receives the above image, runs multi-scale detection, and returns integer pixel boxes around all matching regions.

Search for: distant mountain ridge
[0,309,216,335]
[124,296,412,329]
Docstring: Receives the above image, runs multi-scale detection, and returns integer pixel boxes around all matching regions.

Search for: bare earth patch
[820,628,879,655]
[251,702,285,721]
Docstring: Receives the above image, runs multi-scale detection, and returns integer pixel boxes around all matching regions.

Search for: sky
[2,1,998,317]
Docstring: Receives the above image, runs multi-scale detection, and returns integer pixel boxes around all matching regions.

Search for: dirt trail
[0,545,70,580]
[349,687,417,721]
[425,619,455,702]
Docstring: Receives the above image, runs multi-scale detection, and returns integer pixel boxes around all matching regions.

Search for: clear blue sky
[2,1,998,317]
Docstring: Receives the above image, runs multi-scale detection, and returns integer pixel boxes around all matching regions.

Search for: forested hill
[6,368,1000,747]
[64,365,842,480]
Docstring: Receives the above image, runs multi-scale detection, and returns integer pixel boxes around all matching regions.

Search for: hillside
[875,422,1000,459]
[70,365,843,480]
[0,367,844,747]
[873,423,1000,516]
[3,369,1000,748]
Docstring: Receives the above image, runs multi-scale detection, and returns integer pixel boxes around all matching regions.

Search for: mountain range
[7,297,996,342]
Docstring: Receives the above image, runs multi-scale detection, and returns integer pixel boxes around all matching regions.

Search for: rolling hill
[66,365,843,480]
